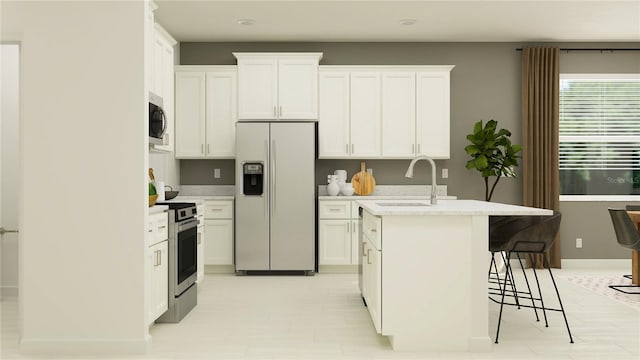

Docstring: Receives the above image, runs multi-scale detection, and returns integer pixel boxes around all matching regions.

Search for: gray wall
[179,42,640,259]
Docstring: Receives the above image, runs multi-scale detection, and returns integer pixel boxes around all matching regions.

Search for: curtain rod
[516,48,640,52]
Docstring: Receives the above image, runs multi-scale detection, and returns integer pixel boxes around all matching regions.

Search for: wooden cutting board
[351,161,376,196]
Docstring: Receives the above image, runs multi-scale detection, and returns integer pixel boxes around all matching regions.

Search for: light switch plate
[442,168,448,179]
[214,168,221,179]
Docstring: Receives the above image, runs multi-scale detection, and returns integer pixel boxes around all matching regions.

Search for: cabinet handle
[371,228,377,232]
[279,106,282,117]
[158,250,162,266]
[329,208,341,212]
[273,106,276,117]
[347,222,350,233]
[367,249,372,264]
[158,225,166,229]
[148,229,153,233]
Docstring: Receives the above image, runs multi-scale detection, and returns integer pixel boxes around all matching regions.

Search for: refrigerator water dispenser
[243,163,263,196]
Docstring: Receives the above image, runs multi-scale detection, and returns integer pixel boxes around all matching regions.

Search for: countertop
[357,199,553,216]
[319,195,457,200]
[148,205,168,214]
[175,195,234,201]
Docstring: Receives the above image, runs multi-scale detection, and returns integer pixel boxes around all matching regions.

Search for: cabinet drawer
[362,211,381,250]
[204,200,233,219]
[319,200,351,219]
[156,214,169,242]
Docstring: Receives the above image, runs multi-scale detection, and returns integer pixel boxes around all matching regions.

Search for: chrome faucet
[405,155,438,205]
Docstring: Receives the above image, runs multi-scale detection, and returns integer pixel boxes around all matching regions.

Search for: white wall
[1,44,20,296]
[2,1,149,354]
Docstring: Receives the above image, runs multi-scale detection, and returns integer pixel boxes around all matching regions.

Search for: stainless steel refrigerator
[235,121,316,274]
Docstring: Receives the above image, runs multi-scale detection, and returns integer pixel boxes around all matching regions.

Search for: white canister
[341,182,355,196]
[334,170,347,183]
[327,175,340,196]
[156,180,165,201]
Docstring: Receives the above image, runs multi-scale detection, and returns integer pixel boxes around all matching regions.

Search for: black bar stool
[488,211,574,344]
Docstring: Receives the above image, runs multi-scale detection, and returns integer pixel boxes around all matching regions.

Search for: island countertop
[356,199,553,216]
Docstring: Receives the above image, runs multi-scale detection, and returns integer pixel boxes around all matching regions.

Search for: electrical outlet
[576,238,583,248]
[367,168,373,175]
[442,168,448,179]
[214,168,221,179]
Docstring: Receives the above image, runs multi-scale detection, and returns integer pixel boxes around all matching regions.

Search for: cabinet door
[206,70,237,158]
[204,219,234,265]
[319,71,350,158]
[196,224,204,283]
[381,72,416,158]
[278,58,319,119]
[363,238,382,333]
[351,219,361,264]
[350,72,381,157]
[150,240,168,323]
[153,38,175,152]
[416,71,450,158]
[237,58,278,119]
[175,72,206,157]
[319,220,352,265]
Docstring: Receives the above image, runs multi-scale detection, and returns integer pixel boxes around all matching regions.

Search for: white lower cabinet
[204,200,234,265]
[361,211,382,333]
[148,240,168,324]
[147,211,169,325]
[195,201,205,283]
[318,200,360,266]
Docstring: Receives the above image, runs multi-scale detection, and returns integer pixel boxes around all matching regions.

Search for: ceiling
[154,0,640,43]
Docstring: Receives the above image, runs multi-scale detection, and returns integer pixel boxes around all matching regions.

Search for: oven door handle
[176,218,198,232]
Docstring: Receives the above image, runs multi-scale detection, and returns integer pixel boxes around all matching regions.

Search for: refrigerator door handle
[264,140,269,217]
[272,139,277,215]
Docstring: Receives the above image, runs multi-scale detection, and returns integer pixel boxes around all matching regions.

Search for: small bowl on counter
[164,185,179,200]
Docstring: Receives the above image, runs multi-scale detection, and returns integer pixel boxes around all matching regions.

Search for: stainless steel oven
[156,202,198,323]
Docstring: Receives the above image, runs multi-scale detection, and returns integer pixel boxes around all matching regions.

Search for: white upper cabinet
[416,70,451,159]
[318,65,454,159]
[206,70,238,158]
[175,66,237,159]
[175,71,206,157]
[350,72,381,157]
[234,53,323,120]
[381,72,416,158]
[149,23,177,152]
[319,71,350,157]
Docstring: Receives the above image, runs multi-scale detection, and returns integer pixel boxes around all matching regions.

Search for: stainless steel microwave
[149,92,166,145]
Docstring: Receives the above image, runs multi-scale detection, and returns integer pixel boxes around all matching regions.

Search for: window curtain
[521,47,561,269]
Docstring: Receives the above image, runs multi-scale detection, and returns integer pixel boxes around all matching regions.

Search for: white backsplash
[318,185,448,196]
[180,185,235,196]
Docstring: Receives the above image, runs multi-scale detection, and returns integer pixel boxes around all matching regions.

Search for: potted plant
[465,119,522,202]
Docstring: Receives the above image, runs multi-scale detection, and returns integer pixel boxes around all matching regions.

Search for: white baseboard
[20,335,151,355]
[561,259,631,269]
[204,265,235,274]
[319,265,358,273]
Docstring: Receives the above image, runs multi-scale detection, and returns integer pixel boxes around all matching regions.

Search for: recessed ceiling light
[399,19,416,26]
[237,19,255,26]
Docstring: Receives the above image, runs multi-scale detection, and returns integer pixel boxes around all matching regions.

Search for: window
[559,74,640,198]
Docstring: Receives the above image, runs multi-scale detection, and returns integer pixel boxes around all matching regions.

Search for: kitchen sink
[375,202,430,207]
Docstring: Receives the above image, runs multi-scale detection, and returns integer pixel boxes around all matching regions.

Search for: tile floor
[1,267,639,359]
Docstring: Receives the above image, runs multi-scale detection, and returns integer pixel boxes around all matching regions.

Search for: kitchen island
[356,199,553,352]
